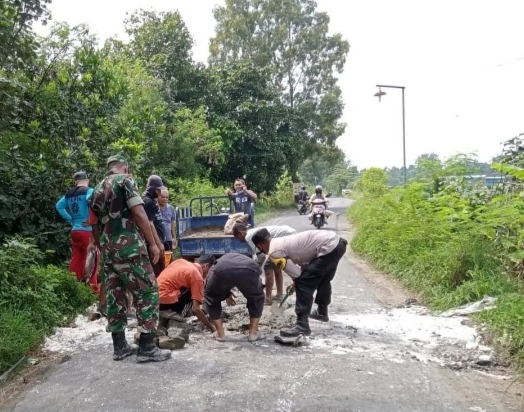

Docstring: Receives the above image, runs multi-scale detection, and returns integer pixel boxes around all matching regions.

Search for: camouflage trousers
[100,253,159,334]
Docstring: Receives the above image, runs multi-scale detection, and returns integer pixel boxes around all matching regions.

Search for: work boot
[280,315,311,337]
[112,332,138,361]
[310,305,329,322]
[136,332,171,363]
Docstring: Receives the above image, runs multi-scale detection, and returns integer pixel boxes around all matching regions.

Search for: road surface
[3,198,521,412]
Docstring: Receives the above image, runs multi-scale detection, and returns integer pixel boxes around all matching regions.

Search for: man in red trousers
[56,171,99,293]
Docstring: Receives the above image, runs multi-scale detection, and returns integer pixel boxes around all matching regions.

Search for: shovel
[270,285,295,316]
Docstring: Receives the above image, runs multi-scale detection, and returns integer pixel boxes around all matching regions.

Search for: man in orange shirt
[157,255,215,333]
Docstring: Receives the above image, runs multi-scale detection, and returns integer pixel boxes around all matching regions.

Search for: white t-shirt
[245,225,297,253]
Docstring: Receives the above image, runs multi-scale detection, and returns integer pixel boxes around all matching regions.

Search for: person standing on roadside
[55,171,99,293]
[143,175,167,277]
[89,155,171,363]
[251,229,347,338]
[225,178,257,227]
[158,189,177,264]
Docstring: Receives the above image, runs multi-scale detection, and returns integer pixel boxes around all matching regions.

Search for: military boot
[280,315,311,337]
[112,332,138,361]
[136,332,171,363]
[310,305,329,322]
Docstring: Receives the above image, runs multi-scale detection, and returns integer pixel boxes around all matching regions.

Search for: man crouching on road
[251,229,347,337]
[90,155,171,363]
[156,255,216,333]
[232,223,296,304]
[204,253,265,342]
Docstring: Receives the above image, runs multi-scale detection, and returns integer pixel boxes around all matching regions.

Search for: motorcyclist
[307,185,334,224]
[298,186,309,203]
[297,186,309,214]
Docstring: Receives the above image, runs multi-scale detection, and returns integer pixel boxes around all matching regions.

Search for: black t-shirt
[143,193,165,243]
[228,191,253,215]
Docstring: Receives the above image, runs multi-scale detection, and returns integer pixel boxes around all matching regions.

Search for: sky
[34,0,524,169]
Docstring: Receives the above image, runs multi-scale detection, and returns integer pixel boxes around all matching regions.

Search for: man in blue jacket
[56,171,98,292]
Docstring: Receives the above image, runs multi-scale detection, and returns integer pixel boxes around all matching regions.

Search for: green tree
[325,163,359,195]
[412,153,443,191]
[123,9,205,108]
[209,0,350,147]
[358,168,388,197]
[298,144,346,185]
[205,61,301,192]
[0,0,52,131]
[0,22,131,261]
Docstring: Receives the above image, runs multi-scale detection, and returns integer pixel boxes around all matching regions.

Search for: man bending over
[156,255,215,333]
[204,253,265,342]
[252,229,347,338]
[232,223,296,304]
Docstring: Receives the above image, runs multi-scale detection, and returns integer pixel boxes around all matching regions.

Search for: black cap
[73,171,88,181]
[146,175,167,190]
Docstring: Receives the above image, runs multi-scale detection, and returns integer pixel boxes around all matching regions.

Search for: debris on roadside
[395,298,419,308]
[440,296,497,317]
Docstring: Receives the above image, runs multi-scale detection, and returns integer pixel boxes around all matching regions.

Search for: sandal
[212,332,226,342]
[248,332,265,342]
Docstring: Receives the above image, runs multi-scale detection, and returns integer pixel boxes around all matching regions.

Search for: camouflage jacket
[89,173,148,259]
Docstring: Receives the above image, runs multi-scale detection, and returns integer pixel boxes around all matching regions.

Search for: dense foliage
[349,140,524,368]
[0,0,349,263]
[0,238,96,373]
[381,152,494,188]
[0,0,348,374]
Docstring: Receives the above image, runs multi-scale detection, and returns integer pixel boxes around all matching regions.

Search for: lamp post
[374,85,407,186]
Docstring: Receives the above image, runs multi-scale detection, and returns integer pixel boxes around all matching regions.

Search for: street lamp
[374,85,407,186]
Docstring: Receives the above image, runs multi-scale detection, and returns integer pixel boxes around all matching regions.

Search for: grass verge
[348,186,524,371]
[0,238,97,376]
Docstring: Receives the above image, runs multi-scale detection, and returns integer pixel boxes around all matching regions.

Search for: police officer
[89,155,171,363]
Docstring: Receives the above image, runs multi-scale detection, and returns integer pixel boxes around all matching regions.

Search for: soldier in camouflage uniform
[89,155,171,363]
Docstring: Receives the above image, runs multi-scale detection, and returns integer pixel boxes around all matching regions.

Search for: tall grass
[349,170,524,369]
[0,239,96,374]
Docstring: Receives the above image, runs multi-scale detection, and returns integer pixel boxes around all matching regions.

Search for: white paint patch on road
[330,307,478,348]
[43,308,135,353]
[309,306,497,369]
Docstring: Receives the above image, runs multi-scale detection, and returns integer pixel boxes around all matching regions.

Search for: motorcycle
[310,198,328,229]
[297,197,309,215]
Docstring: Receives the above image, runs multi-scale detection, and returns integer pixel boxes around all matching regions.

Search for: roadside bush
[0,238,96,374]
[348,168,524,368]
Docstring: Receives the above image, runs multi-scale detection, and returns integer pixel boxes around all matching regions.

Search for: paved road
[4,198,518,412]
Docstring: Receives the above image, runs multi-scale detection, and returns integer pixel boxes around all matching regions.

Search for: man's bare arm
[150,221,164,250]
[192,300,214,332]
[247,189,257,201]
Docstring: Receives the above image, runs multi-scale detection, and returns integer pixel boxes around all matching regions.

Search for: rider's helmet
[315,185,322,195]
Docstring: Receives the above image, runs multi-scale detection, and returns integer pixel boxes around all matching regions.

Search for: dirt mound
[220,294,295,334]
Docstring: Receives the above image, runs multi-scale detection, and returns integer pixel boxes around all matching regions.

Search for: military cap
[106,154,128,166]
